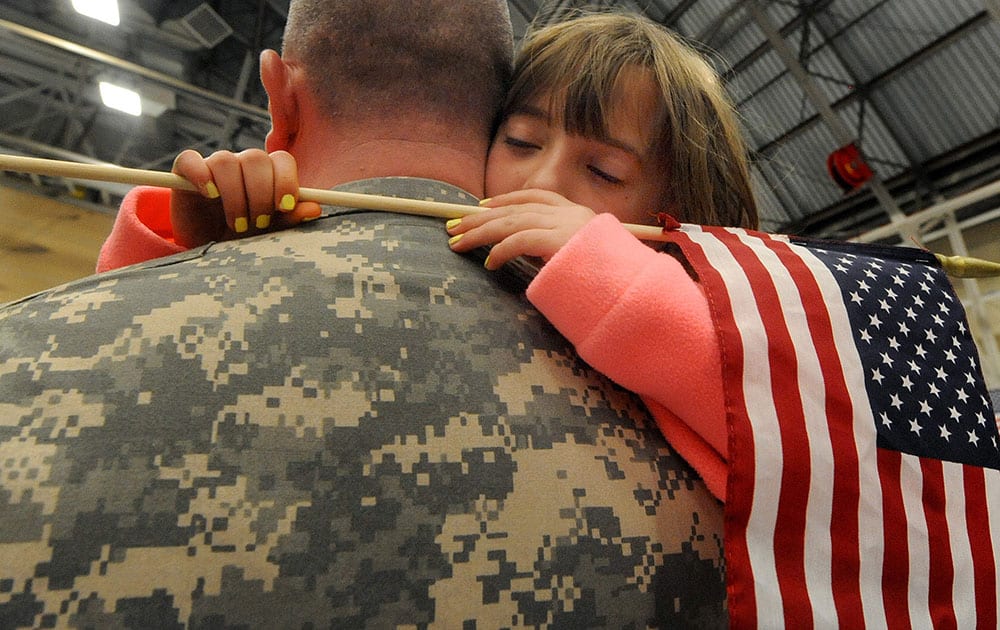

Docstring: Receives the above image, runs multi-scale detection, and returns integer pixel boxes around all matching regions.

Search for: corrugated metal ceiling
[1,0,998,240]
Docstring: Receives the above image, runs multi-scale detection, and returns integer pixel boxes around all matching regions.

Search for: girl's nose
[521,153,567,196]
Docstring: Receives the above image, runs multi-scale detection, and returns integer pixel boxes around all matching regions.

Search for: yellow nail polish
[256,214,271,229]
[478,197,492,206]
[280,194,296,211]
[448,234,463,246]
[483,255,491,269]
[445,218,462,230]
[205,182,220,199]
[234,217,249,233]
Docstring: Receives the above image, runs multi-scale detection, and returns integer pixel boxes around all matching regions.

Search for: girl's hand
[170,149,322,247]
[445,189,597,270]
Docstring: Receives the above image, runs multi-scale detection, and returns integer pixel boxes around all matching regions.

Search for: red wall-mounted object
[827,143,873,192]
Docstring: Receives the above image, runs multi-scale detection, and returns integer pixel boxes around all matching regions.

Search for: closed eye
[588,165,623,185]
[503,136,540,150]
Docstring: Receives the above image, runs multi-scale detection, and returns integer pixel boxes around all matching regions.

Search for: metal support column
[745,0,906,225]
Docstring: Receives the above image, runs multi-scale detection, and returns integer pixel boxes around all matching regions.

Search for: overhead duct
[177,4,232,49]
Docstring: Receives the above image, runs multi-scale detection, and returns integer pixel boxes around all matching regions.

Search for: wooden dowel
[3,154,997,276]
[0,153,672,240]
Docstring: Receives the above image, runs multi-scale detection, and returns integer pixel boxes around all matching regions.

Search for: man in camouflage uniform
[0,1,726,627]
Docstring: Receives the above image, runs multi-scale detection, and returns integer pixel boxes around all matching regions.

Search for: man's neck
[289,117,489,198]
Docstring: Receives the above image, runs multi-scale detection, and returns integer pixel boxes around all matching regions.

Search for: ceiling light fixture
[71,0,120,26]
[99,81,141,116]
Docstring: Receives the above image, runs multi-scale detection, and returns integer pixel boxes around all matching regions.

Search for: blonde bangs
[507,17,660,142]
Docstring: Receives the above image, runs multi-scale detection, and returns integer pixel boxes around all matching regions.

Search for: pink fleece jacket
[526,213,728,500]
[97,194,729,499]
[97,186,185,272]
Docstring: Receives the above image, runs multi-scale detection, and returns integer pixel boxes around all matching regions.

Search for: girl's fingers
[482,230,567,270]
[271,201,323,230]
[448,201,561,234]
[480,188,574,208]
[269,151,300,213]
[171,149,219,199]
[236,149,279,230]
[447,210,556,252]
[204,152,250,233]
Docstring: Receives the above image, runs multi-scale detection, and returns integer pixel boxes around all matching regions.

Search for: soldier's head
[282,0,514,141]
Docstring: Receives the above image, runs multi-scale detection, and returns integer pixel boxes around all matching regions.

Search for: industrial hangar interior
[1,0,998,385]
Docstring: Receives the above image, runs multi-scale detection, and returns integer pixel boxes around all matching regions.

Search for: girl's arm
[97,186,185,272]
[449,204,729,498]
[525,212,728,496]
[96,150,321,272]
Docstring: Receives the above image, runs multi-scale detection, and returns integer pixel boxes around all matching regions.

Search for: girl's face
[484,73,669,226]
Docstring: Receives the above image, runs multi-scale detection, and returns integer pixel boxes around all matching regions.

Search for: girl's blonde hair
[508,12,758,229]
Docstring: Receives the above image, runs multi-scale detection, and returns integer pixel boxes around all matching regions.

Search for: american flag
[665,224,1000,629]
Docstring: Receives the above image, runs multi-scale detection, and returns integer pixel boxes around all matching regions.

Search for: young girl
[97,12,757,501]
[447,12,758,501]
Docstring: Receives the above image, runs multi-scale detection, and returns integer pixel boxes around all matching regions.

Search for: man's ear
[260,49,298,152]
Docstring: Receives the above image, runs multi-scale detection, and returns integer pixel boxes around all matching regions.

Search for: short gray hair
[283,0,513,135]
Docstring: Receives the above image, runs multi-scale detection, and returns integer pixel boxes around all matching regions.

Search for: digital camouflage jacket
[0,178,725,628]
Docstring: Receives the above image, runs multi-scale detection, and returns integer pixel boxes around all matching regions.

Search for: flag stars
[864,268,878,280]
[939,424,952,441]
[899,321,910,336]
[881,412,892,428]
[889,337,901,351]
[905,307,918,320]
[860,329,873,343]
[879,299,892,312]
[907,359,921,374]
[934,366,947,381]
[938,302,951,315]
[919,400,933,416]
[857,279,871,293]
[885,287,898,301]
[931,313,945,327]
[909,418,922,435]
[913,294,925,308]
[944,349,957,363]
[956,388,969,403]
[890,393,904,409]
[949,406,961,421]
[914,344,927,359]
[882,352,894,367]
[892,274,906,286]
[900,374,914,391]
[871,367,885,384]
[928,382,941,398]
[870,314,883,329]
[851,291,864,305]
[926,329,938,344]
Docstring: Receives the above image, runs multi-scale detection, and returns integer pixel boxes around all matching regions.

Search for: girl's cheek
[485,154,525,197]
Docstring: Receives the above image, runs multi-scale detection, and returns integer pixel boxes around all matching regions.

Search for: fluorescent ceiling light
[72,0,120,26]
[99,81,142,116]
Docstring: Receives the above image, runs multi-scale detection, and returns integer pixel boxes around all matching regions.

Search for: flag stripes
[665,224,999,629]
